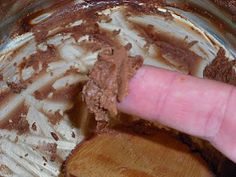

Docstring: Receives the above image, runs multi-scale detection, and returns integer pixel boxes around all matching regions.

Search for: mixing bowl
[0,1,236,176]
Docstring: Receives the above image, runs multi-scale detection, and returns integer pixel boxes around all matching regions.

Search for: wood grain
[66,129,213,177]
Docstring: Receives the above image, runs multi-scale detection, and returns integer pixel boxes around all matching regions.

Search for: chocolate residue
[204,48,236,85]
[34,90,47,100]
[6,116,29,135]
[51,132,59,141]
[82,47,143,121]
[0,104,29,134]
[6,82,27,94]
[0,90,11,108]
[43,156,48,162]
[37,142,58,162]
[71,131,75,138]
[19,45,58,73]
[46,111,63,125]
[168,1,236,37]
[15,117,30,134]
[47,143,57,153]
[33,85,55,100]
[211,0,236,22]
[31,122,37,131]
[50,85,79,101]
[133,24,201,74]
[67,87,97,138]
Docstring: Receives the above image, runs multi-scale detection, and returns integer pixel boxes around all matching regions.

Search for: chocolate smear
[204,48,236,85]
[82,46,143,121]
[7,82,27,94]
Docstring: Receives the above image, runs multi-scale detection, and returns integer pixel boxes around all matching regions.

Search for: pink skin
[118,66,236,163]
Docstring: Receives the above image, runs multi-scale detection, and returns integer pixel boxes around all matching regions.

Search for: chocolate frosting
[204,48,236,85]
[82,47,143,121]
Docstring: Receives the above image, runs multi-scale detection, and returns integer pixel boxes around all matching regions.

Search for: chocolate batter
[82,46,143,121]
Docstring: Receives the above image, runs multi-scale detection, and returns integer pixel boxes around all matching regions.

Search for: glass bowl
[0,1,236,176]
